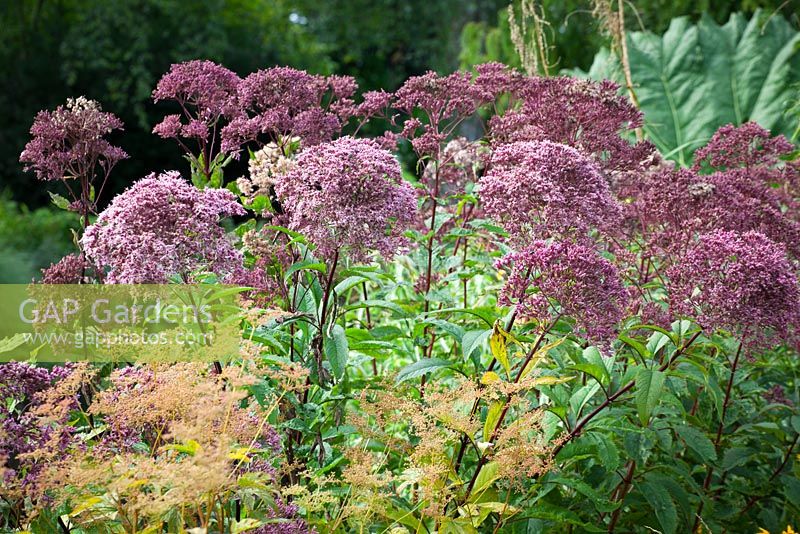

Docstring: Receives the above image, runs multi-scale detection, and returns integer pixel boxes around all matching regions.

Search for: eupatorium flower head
[152,60,241,122]
[667,230,800,346]
[488,76,653,171]
[693,122,795,170]
[82,171,245,283]
[478,140,621,240]
[273,137,417,261]
[221,67,354,152]
[630,162,800,259]
[39,253,89,284]
[20,97,127,181]
[496,240,626,341]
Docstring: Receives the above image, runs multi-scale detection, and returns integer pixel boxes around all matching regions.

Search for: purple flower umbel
[20,97,127,183]
[478,140,621,241]
[667,230,800,347]
[81,171,245,283]
[496,240,626,341]
[273,137,417,262]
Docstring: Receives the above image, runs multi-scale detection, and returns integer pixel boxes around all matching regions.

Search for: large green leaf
[580,10,800,165]
[324,324,349,380]
[639,479,678,534]
[636,368,666,426]
[395,358,456,383]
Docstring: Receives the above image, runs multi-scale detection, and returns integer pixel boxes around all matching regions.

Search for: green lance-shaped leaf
[675,424,717,462]
[396,358,455,383]
[324,324,349,380]
[636,368,666,426]
[639,479,678,534]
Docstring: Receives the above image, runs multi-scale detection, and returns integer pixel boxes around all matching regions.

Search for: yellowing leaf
[529,375,574,387]
[126,478,150,490]
[490,322,512,378]
[164,439,201,456]
[483,401,504,442]
[519,337,566,380]
[69,496,104,517]
[480,371,502,385]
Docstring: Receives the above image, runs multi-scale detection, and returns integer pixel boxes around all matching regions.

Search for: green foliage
[579,10,800,164]
[0,194,77,282]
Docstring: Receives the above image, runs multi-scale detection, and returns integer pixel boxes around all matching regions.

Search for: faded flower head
[421,136,486,192]
[488,76,653,171]
[81,171,245,283]
[20,96,127,181]
[478,140,621,241]
[667,230,800,346]
[274,137,417,261]
[496,240,626,341]
[236,142,297,209]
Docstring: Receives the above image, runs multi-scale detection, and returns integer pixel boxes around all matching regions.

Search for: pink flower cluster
[488,76,653,172]
[667,230,800,347]
[393,65,519,158]
[478,140,621,241]
[221,67,357,152]
[495,240,626,341]
[81,171,245,283]
[273,137,417,261]
[694,121,796,170]
[20,97,127,182]
[152,60,241,147]
[629,124,800,259]
[39,253,89,284]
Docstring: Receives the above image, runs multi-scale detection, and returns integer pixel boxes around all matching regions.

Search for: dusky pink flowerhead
[39,254,89,284]
[630,163,800,259]
[152,60,241,124]
[221,67,353,152]
[81,171,245,283]
[273,137,417,262]
[667,230,800,347]
[693,122,795,171]
[152,60,242,161]
[20,97,127,182]
[496,240,626,341]
[471,62,522,102]
[393,70,491,158]
[478,140,621,241]
[489,76,653,172]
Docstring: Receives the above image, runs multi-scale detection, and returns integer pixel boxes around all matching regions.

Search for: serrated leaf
[639,479,678,534]
[49,191,71,210]
[636,368,666,426]
[675,425,717,462]
[588,432,620,472]
[395,358,454,383]
[462,329,491,360]
[324,324,349,380]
